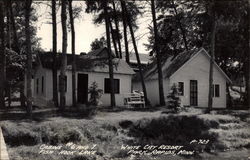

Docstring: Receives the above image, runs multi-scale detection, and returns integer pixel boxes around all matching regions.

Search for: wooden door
[77,74,88,104]
[190,80,198,106]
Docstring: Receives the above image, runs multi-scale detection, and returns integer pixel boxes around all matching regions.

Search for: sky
[35,1,152,55]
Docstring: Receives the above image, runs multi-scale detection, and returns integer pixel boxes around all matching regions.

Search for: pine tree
[52,0,58,107]
[88,82,103,106]
[167,84,181,113]
[207,0,216,113]
[25,0,33,117]
[151,0,165,106]
[104,0,116,107]
[122,0,149,105]
[59,0,67,110]
[0,1,6,109]
[68,0,76,107]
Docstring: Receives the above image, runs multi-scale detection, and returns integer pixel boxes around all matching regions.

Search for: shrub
[88,82,103,106]
[75,82,103,118]
[101,123,117,132]
[128,115,219,152]
[61,129,83,143]
[119,120,133,129]
[167,83,181,113]
[77,105,97,118]
[1,122,40,146]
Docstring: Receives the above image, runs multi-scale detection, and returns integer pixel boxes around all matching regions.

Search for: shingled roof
[88,47,116,58]
[37,51,135,75]
[134,48,231,82]
[88,47,151,65]
[135,48,199,81]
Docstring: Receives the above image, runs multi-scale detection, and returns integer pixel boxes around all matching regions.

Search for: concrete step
[0,127,9,160]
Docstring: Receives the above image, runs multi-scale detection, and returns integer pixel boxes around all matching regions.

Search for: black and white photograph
[0,0,249,159]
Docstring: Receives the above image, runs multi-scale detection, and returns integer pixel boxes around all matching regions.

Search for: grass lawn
[0,107,249,160]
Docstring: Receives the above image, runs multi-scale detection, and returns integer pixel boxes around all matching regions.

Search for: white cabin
[133,48,231,108]
[25,48,135,107]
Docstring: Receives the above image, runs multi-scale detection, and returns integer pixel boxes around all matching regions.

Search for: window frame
[213,84,220,97]
[65,76,67,92]
[104,78,120,94]
[36,78,39,94]
[41,76,44,94]
[178,82,184,96]
[190,80,198,106]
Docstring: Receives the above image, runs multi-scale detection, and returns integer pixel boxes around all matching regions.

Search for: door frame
[77,73,89,104]
[190,80,198,106]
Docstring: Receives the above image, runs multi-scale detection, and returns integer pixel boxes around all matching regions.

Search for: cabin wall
[45,70,73,106]
[169,51,227,108]
[135,50,228,108]
[132,79,170,106]
[32,67,133,107]
[29,66,48,106]
[86,72,132,106]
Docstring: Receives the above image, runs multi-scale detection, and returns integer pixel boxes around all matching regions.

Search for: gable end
[170,48,232,83]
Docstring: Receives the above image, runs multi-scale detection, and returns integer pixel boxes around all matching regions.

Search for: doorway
[77,74,88,104]
[190,80,198,106]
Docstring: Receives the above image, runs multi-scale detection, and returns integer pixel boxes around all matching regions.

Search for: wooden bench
[124,93,145,108]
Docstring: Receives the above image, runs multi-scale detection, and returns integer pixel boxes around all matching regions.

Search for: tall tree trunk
[8,0,25,107]
[122,0,149,105]
[52,0,58,107]
[109,20,119,58]
[244,57,249,107]
[25,0,33,117]
[9,0,19,53]
[246,0,250,108]
[104,0,116,107]
[121,0,130,64]
[171,0,189,51]
[6,2,12,108]
[112,1,122,58]
[6,3,11,49]
[68,0,76,107]
[151,0,165,106]
[207,1,216,113]
[0,2,6,109]
[60,0,67,110]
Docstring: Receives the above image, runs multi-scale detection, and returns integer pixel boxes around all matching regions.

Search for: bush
[1,122,40,146]
[77,104,97,118]
[74,82,103,118]
[88,82,103,106]
[129,115,219,152]
[119,120,133,129]
[101,123,117,132]
[61,129,83,143]
[39,123,88,145]
[167,84,181,113]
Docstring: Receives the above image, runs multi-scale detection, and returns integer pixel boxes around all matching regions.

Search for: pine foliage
[167,83,181,112]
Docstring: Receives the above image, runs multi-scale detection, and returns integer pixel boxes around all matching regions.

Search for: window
[65,76,67,92]
[104,78,120,94]
[190,80,198,106]
[42,76,44,94]
[36,78,39,94]
[178,82,184,96]
[213,84,220,97]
